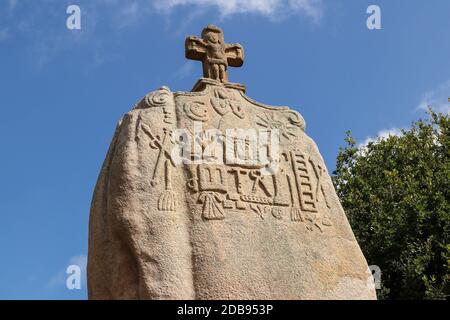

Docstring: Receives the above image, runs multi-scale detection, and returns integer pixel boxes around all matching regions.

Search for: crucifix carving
[185,25,244,83]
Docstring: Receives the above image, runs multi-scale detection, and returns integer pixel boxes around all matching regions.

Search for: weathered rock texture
[88,25,376,300]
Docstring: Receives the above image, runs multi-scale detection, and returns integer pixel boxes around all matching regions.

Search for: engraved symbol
[271,207,283,220]
[184,101,209,122]
[210,88,245,119]
[284,110,306,131]
[250,204,266,220]
[305,212,323,232]
[158,160,176,212]
[241,194,272,204]
[227,193,247,210]
[290,207,304,222]
[287,175,304,222]
[228,168,247,195]
[249,170,272,197]
[182,145,333,228]
[198,192,225,220]
[309,158,332,227]
[140,123,177,212]
[188,164,227,220]
[256,112,297,141]
[287,150,334,231]
[142,87,175,124]
[145,87,170,107]
[141,126,173,186]
[198,164,228,193]
[290,151,318,212]
[309,158,331,209]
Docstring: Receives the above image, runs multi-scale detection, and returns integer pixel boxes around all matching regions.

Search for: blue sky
[0,0,449,299]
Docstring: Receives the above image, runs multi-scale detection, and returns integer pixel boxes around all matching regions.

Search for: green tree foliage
[332,110,449,299]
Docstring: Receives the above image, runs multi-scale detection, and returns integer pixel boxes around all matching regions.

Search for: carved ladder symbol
[290,151,318,212]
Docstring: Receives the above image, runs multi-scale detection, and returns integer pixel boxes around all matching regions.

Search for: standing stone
[88,25,376,300]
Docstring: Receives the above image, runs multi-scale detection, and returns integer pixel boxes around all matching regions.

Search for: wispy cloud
[358,81,450,149]
[91,0,324,28]
[359,127,403,148]
[0,0,324,67]
[152,0,324,21]
[417,80,450,114]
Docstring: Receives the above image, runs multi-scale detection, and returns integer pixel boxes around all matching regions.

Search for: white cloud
[74,0,323,30]
[417,80,450,114]
[359,127,403,148]
[152,0,323,21]
[289,0,323,21]
[376,128,403,140]
[93,0,324,27]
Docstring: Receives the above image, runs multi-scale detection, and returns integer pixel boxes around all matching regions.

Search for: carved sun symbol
[256,113,297,141]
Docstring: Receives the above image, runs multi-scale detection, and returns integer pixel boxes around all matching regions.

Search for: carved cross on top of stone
[185,25,244,83]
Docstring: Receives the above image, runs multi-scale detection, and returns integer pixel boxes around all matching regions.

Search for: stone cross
[185,25,244,83]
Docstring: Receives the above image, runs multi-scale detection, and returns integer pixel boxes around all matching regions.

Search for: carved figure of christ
[185,25,244,83]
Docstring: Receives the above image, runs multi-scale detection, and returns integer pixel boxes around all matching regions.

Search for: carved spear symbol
[140,124,174,187]
[151,130,168,187]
